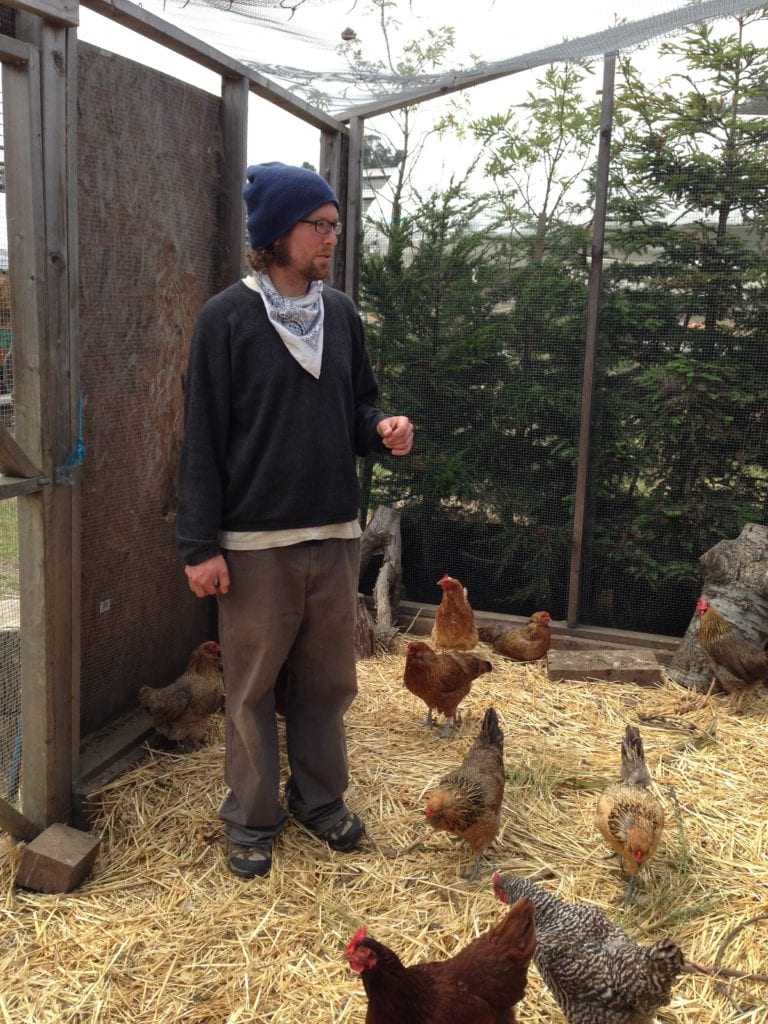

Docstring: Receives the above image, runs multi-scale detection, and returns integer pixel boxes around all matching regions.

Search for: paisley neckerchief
[245,271,324,379]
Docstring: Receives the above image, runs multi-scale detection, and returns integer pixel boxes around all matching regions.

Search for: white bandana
[244,272,324,379]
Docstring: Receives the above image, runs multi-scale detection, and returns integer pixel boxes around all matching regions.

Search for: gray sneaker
[314,810,365,853]
[227,840,272,878]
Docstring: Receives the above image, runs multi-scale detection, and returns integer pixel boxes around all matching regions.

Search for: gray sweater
[176,280,389,565]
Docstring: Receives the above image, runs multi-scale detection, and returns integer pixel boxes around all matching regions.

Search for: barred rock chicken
[696,597,768,710]
[596,725,664,905]
[138,640,223,750]
[478,612,552,662]
[345,893,536,1024]
[404,641,492,737]
[493,873,683,1024]
[430,574,479,651]
[424,706,505,880]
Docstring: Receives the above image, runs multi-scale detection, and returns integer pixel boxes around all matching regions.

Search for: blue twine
[65,391,86,467]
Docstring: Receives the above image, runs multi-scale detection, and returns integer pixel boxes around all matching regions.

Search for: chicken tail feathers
[650,936,685,978]
[620,724,652,787]
[479,706,503,749]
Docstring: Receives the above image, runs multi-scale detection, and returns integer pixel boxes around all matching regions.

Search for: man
[177,162,413,878]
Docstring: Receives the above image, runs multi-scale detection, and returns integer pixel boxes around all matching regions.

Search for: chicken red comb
[696,598,708,612]
[345,926,367,954]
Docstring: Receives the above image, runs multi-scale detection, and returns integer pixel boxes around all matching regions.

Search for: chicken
[424,706,505,880]
[595,725,664,904]
[430,574,479,651]
[696,597,768,710]
[478,612,552,662]
[493,873,683,1024]
[404,641,491,737]
[138,640,223,750]
[345,893,536,1024]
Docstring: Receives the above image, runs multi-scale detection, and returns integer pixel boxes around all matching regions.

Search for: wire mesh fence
[355,21,768,637]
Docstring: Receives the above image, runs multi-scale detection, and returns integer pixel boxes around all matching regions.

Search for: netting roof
[90,0,764,115]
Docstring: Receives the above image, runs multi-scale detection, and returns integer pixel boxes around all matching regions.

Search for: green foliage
[358,12,768,633]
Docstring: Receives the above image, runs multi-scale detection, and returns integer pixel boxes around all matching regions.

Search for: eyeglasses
[298,218,343,236]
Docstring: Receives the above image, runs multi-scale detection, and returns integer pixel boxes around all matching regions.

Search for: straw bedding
[1,633,766,1023]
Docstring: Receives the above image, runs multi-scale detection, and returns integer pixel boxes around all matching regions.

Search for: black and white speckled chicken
[492,873,684,1024]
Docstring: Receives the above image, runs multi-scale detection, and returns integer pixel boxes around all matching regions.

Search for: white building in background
[361,165,398,256]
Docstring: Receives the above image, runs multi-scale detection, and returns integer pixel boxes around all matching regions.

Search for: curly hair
[246,248,276,273]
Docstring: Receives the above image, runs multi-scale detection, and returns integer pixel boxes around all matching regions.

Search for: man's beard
[273,238,328,282]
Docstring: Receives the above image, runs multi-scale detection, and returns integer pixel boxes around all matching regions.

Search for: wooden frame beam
[4,0,78,28]
[344,117,364,303]
[8,11,81,828]
[334,0,758,121]
[220,74,249,289]
[567,54,616,628]
[0,33,34,64]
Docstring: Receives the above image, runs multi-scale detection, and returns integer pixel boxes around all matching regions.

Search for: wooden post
[566,52,616,628]
[320,126,347,292]
[344,116,364,303]
[11,10,80,827]
[220,74,248,289]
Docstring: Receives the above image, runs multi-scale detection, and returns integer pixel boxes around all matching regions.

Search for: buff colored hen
[430,574,479,651]
[138,640,223,750]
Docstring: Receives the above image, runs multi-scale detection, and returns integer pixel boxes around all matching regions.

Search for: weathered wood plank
[15,822,100,892]
[10,16,80,827]
[321,128,347,291]
[0,424,43,478]
[0,794,40,841]
[547,648,663,686]
[220,75,248,290]
[0,474,44,498]
[3,0,78,28]
[344,116,363,302]
[394,601,678,668]
[0,33,33,65]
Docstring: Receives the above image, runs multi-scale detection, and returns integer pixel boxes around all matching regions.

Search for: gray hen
[492,873,684,1024]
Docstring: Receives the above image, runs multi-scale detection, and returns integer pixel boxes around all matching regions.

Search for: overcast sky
[77,0,765,195]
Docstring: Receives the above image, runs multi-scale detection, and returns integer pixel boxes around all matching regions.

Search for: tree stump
[359,505,403,651]
[354,593,377,660]
[667,523,768,692]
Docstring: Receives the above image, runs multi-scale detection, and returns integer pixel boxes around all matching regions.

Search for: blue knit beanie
[243,162,339,250]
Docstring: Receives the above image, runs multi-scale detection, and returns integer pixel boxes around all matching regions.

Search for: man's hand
[185,554,230,598]
[377,416,414,456]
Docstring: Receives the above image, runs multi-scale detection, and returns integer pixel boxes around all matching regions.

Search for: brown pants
[217,539,360,845]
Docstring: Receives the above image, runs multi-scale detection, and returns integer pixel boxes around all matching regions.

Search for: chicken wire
[76,44,215,742]
[0,82,20,811]
[1,0,766,805]
[353,18,768,637]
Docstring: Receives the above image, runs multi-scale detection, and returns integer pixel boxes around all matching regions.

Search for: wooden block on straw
[547,647,662,685]
[15,823,101,893]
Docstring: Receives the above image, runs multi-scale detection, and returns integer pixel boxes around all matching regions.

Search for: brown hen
[478,611,552,661]
[138,640,223,750]
[425,706,505,880]
[430,574,479,651]
[696,597,768,710]
[595,724,664,905]
[345,893,536,1024]
[404,640,491,737]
